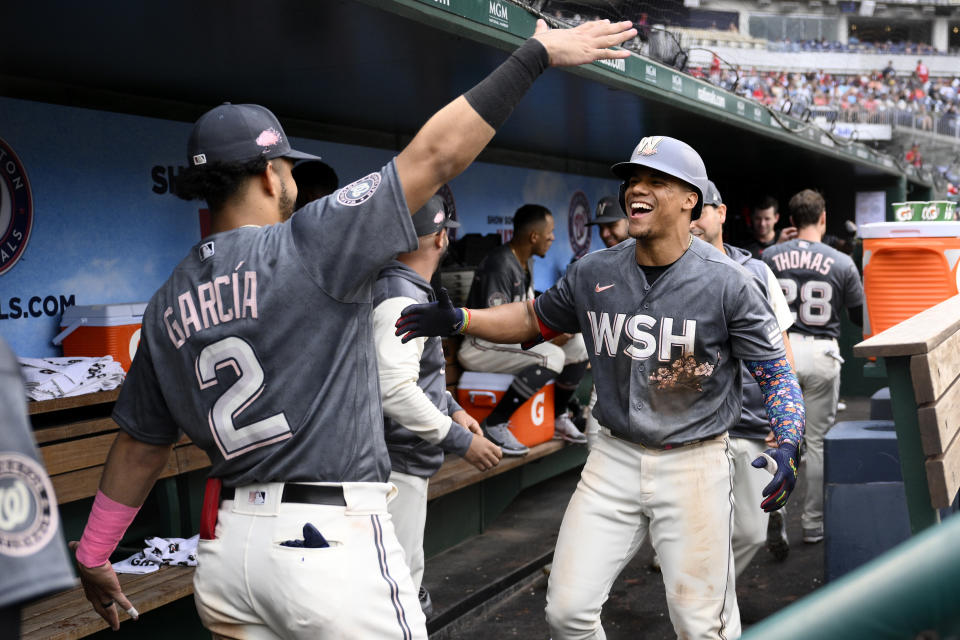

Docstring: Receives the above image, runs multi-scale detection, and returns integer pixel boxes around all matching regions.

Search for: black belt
[221,484,346,507]
[608,429,723,451]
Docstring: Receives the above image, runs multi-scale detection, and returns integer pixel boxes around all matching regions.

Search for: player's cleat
[483,422,529,456]
[418,586,435,620]
[802,526,824,544]
[553,413,588,444]
[650,552,661,572]
[766,511,789,561]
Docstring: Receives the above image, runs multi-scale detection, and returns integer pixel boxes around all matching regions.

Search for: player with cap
[0,337,76,639]
[396,135,805,638]
[373,194,502,618]
[762,189,864,545]
[690,179,796,568]
[587,195,630,249]
[68,18,637,638]
[458,204,590,454]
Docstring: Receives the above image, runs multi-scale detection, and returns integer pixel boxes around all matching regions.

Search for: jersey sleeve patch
[336,172,382,207]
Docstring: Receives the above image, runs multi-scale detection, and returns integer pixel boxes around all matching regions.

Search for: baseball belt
[606,429,726,451]
[221,484,347,507]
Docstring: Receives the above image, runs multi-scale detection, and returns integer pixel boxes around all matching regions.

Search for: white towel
[19,356,125,401]
[113,535,200,575]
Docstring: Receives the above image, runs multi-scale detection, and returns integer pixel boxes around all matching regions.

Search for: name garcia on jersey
[163,269,259,349]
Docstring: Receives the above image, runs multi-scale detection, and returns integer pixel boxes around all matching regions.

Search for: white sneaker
[483,422,529,456]
[553,413,587,444]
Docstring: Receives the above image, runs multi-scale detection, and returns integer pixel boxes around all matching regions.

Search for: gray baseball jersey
[762,239,864,339]
[113,160,417,486]
[466,243,534,308]
[0,338,75,607]
[534,237,785,447]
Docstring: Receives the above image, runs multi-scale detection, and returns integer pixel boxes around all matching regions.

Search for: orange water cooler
[52,303,147,371]
[457,372,555,447]
[860,222,960,341]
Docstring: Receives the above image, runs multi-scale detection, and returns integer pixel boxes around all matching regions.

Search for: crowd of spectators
[765,38,950,56]
[692,59,960,139]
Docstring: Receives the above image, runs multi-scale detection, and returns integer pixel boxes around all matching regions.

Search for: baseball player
[373,194,502,616]
[587,195,630,249]
[397,136,805,639]
[763,189,864,544]
[458,204,589,453]
[0,337,76,640]
[690,180,796,568]
[69,18,638,638]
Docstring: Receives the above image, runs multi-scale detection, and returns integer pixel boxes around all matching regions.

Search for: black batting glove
[751,442,800,513]
[395,287,466,343]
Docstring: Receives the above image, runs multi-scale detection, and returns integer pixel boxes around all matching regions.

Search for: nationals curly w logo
[0,138,33,275]
[0,453,59,557]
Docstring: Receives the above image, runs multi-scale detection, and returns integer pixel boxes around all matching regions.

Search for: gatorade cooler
[860,222,960,340]
[457,371,555,447]
[52,303,147,372]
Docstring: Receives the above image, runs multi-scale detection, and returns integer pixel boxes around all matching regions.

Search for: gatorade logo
[895,205,913,221]
[921,204,939,221]
[531,392,545,426]
[0,453,58,557]
[128,328,142,365]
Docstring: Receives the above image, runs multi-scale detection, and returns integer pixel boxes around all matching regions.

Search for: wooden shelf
[27,389,121,416]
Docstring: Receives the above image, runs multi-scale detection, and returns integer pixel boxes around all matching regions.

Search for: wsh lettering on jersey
[587,311,717,394]
[588,311,696,362]
[164,267,259,349]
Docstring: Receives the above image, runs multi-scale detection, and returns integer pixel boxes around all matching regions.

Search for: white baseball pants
[546,430,741,640]
[789,333,842,531]
[728,436,772,576]
[458,333,588,375]
[387,471,430,590]
[193,482,426,640]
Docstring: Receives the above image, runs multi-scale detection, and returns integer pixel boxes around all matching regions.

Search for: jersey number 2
[779,279,833,326]
[196,337,292,459]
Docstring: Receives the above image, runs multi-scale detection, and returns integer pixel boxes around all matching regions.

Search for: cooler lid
[458,371,515,391]
[859,221,960,239]
[60,302,148,326]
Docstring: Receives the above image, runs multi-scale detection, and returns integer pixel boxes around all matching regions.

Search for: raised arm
[396,18,636,213]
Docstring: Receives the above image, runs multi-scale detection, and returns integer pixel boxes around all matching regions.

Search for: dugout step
[423,468,580,638]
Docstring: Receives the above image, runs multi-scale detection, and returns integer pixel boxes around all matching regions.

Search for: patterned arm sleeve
[744,357,804,448]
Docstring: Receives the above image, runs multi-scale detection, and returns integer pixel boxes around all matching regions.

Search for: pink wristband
[75,490,140,568]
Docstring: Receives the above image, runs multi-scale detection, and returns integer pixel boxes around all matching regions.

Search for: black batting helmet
[611,136,709,220]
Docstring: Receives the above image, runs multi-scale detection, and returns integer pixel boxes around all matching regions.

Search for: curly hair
[175,157,269,211]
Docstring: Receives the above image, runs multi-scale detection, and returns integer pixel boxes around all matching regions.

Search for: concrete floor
[425,397,873,639]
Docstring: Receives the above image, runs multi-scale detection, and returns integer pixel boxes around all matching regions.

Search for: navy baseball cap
[187,103,322,167]
[587,196,625,225]
[412,195,460,236]
[703,180,723,208]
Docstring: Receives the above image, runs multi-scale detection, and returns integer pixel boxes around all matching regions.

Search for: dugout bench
[20,389,584,639]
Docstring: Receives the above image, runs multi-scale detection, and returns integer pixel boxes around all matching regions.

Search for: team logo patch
[487,292,508,307]
[198,241,215,262]
[0,453,59,557]
[337,172,382,207]
[568,191,591,259]
[633,136,664,158]
[0,138,34,276]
